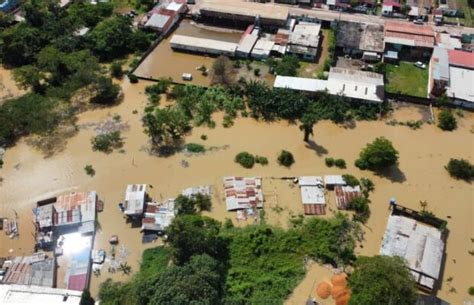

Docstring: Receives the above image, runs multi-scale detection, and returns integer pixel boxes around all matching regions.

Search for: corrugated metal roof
[145,13,170,29]
[224,177,263,211]
[170,34,238,54]
[274,76,327,92]
[196,1,289,22]
[448,49,474,69]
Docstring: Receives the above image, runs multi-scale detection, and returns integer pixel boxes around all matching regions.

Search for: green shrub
[343,174,360,187]
[255,155,268,165]
[91,131,123,153]
[235,152,255,168]
[355,137,399,170]
[128,73,138,83]
[334,159,346,169]
[84,165,95,177]
[254,68,261,77]
[110,62,123,79]
[325,157,335,167]
[446,158,474,181]
[277,150,294,167]
[438,109,457,131]
[185,143,205,153]
[200,134,208,141]
[469,286,474,296]
[347,196,370,223]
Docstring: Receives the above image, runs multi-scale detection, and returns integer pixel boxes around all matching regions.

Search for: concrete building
[170,34,238,57]
[336,21,384,59]
[194,1,289,30]
[274,68,384,103]
[429,48,474,107]
[287,22,321,61]
[0,284,81,305]
[380,205,446,291]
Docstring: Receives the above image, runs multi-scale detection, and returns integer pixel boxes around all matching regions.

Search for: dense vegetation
[98,211,361,305]
[0,0,152,146]
[445,158,474,181]
[277,150,295,167]
[91,131,123,153]
[355,137,399,170]
[348,256,417,305]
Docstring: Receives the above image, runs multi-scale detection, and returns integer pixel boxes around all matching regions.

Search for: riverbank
[0,76,472,303]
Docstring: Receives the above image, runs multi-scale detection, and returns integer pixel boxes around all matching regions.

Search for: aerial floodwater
[0,74,473,304]
[134,19,242,86]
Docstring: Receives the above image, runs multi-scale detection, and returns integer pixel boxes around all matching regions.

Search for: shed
[335,185,361,209]
[324,175,346,188]
[124,184,147,216]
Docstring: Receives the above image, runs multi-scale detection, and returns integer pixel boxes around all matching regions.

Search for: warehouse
[170,34,238,57]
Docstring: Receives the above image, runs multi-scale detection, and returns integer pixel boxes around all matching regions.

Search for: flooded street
[0,75,473,303]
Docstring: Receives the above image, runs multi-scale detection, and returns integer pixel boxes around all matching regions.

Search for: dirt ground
[0,75,473,304]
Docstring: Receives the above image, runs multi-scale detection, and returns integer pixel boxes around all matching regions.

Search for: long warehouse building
[194,1,289,29]
[170,34,238,57]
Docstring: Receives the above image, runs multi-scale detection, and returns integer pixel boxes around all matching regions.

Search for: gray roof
[145,13,170,29]
[336,21,384,53]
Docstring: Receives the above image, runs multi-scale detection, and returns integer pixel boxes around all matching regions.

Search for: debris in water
[180,160,189,168]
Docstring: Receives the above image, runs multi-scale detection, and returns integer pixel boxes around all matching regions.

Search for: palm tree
[300,112,317,142]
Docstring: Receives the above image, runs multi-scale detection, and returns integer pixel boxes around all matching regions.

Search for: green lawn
[456,0,474,27]
[385,61,429,98]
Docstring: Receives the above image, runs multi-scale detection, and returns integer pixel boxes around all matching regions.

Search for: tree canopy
[348,255,417,305]
[355,137,399,170]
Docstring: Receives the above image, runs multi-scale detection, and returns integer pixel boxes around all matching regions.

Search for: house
[381,0,401,16]
[52,192,97,234]
[273,67,385,103]
[2,253,55,287]
[335,185,361,210]
[324,175,346,189]
[236,25,260,58]
[123,184,147,217]
[140,1,187,34]
[298,176,326,215]
[0,284,81,305]
[380,205,447,291]
[142,199,176,233]
[429,48,474,107]
[384,21,435,60]
[287,22,321,61]
[251,39,275,59]
[336,21,384,60]
[438,0,459,16]
[224,177,264,211]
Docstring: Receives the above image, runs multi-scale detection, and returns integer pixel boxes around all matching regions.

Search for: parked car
[414,61,426,69]
[413,19,424,25]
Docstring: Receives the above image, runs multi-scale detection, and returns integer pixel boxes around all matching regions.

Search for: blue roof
[0,0,19,12]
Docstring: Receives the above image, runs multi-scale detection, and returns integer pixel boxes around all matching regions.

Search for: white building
[170,35,238,57]
[298,176,326,215]
[124,184,147,216]
[274,67,385,103]
[0,285,81,305]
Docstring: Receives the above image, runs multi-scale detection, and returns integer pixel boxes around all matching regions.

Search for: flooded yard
[0,76,473,304]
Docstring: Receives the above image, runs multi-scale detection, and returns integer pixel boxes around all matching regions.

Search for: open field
[385,61,429,98]
[0,74,473,303]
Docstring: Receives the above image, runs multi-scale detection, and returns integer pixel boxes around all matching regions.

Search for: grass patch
[385,61,428,98]
[138,246,171,279]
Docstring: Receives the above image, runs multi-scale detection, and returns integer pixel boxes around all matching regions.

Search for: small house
[298,176,326,215]
[124,184,147,217]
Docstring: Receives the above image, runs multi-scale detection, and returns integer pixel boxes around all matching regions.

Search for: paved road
[287,5,474,35]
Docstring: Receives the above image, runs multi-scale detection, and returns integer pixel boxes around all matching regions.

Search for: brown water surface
[0,77,473,303]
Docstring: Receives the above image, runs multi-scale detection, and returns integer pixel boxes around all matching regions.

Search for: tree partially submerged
[445,158,474,181]
[211,56,235,87]
[355,137,399,170]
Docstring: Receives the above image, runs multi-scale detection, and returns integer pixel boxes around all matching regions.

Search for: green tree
[347,196,370,223]
[300,110,319,142]
[0,23,46,66]
[167,215,226,265]
[110,62,123,79]
[80,289,95,305]
[355,137,399,170]
[235,152,255,168]
[275,55,300,76]
[142,106,189,147]
[91,77,120,104]
[89,15,134,60]
[349,256,417,305]
[445,158,474,181]
[13,65,44,93]
[150,255,225,305]
[211,56,235,87]
[438,109,457,131]
[175,194,212,215]
[277,150,295,167]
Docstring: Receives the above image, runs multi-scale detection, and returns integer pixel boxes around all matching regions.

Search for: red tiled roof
[448,49,474,69]
[304,204,326,215]
[68,274,87,291]
[385,20,434,36]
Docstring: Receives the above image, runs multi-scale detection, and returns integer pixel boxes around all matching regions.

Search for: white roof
[251,39,275,57]
[0,285,81,304]
[145,13,170,29]
[324,175,346,185]
[182,185,211,197]
[124,184,147,215]
[300,185,325,205]
[196,1,289,22]
[237,34,259,55]
[170,34,238,53]
[289,22,321,48]
[380,215,445,289]
[166,2,183,11]
[274,76,327,92]
[447,66,474,102]
[298,176,323,186]
[327,67,384,103]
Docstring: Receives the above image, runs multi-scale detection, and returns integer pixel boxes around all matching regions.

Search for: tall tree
[211,56,235,87]
[348,255,417,305]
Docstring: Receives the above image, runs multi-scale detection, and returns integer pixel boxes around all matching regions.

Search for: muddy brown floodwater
[134,19,242,86]
[0,75,473,303]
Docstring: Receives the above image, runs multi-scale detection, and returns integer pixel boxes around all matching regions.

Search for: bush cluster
[277,150,294,167]
[446,158,474,181]
[91,131,123,153]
